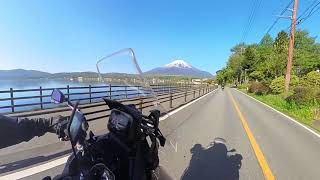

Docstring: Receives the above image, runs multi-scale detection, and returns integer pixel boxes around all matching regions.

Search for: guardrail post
[109,84,112,99]
[89,85,92,103]
[199,88,201,97]
[10,88,14,112]
[193,90,195,99]
[125,86,128,99]
[170,91,173,108]
[139,98,143,111]
[184,87,187,102]
[40,86,43,110]
[67,85,70,100]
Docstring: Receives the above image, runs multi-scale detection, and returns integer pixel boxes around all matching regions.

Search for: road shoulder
[235,88,320,139]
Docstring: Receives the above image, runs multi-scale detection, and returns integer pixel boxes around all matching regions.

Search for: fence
[0,84,216,117]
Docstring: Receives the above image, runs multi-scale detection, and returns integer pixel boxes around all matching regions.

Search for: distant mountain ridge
[145,60,213,78]
[0,69,100,80]
[0,61,213,79]
[0,69,51,79]
[0,69,134,80]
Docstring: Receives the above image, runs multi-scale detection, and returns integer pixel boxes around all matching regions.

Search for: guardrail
[0,84,215,116]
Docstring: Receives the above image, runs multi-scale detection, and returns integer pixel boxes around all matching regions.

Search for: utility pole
[284,0,298,94]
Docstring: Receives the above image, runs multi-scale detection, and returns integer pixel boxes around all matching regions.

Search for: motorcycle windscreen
[96,48,168,115]
[96,48,179,179]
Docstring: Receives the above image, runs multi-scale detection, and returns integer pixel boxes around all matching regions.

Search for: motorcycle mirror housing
[51,89,65,104]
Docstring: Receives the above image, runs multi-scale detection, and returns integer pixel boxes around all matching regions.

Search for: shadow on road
[181,138,243,180]
[0,149,71,174]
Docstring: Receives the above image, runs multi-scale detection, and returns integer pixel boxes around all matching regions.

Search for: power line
[297,1,320,26]
[286,0,320,31]
[259,0,293,43]
[297,0,319,21]
[240,0,258,42]
[240,0,262,43]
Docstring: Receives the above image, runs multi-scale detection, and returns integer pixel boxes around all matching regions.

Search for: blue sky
[0,0,319,74]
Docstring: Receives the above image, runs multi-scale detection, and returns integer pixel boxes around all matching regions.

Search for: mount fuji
[145,60,213,78]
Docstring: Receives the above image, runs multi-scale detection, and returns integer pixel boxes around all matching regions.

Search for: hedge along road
[2,87,320,179]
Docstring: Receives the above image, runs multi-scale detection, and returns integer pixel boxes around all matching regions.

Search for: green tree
[256,34,274,81]
[242,45,258,70]
[216,29,319,88]
[231,43,246,54]
[273,31,289,54]
[293,30,320,76]
[260,34,273,47]
[268,31,289,78]
[249,71,265,81]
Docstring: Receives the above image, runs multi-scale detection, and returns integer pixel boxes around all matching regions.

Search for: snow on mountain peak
[165,60,192,68]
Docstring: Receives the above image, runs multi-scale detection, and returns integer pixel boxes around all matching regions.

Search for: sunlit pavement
[2,88,320,180]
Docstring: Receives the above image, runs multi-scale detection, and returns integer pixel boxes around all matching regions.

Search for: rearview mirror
[51,89,65,104]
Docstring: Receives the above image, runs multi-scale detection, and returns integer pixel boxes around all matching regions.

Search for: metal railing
[0,84,215,115]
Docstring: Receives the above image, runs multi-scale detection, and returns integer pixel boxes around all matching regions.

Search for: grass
[242,90,320,131]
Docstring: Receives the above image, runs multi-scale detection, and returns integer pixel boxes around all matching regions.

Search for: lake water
[0,79,154,113]
[0,79,105,91]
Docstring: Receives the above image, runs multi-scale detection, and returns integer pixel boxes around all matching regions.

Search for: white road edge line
[0,156,69,180]
[235,89,320,139]
[0,89,218,179]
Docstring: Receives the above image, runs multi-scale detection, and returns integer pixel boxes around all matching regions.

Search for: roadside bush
[270,75,299,94]
[237,83,249,90]
[286,86,317,105]
[248,82,269,95]
[300,71,320,88]
[316,91,320,102]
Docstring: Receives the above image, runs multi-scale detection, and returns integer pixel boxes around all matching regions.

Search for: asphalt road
[2,88,320,179]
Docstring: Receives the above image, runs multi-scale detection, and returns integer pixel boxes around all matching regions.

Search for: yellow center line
[227,90,275,180]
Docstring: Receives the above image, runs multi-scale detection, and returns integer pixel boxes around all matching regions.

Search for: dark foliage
[248,82,269,95]
[286,86,317,105]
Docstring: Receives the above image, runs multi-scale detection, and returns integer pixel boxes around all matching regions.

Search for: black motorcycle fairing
[54,132,151,180]
[103,98,142,123]
[104,98,143,144]
[52,97,166,180]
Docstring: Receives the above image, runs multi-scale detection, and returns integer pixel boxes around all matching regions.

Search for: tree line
[216,29,320,86]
